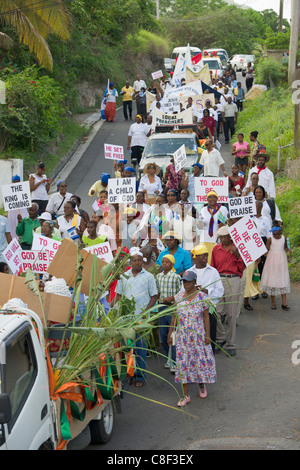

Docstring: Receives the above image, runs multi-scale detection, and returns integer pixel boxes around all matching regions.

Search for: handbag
[252,267,260,282]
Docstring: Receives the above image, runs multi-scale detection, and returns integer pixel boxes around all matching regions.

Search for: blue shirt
[156,246,193,275]
[115,268,158,315]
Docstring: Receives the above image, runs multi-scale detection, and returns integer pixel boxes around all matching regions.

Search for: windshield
[203,60,221,69]
[144,137,197,157]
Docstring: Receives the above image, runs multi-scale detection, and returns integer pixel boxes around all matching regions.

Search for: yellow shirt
[121,86,134,101]
[88,181,108,197]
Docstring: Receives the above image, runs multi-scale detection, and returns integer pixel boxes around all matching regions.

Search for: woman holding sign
[57,201,86,241]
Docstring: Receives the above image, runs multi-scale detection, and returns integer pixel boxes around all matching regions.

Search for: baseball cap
[181,270,197,282]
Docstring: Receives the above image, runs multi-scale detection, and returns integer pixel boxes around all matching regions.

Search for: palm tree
[0,0,71,70]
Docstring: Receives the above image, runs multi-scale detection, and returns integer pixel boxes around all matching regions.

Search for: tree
[0,0,70,70]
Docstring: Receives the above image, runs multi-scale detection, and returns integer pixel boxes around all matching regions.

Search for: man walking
[120,81,134,120]
[235,82,245,112]
[199,139,227,177]
[222,96,238,143]
[133,74,147,115]
[114,248,158,387]
[210,226,246,357]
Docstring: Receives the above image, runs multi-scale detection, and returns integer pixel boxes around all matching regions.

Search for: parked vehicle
[0,307,121,450]
[205,48,229,62]
[171,46,202,68]
[202,57,224,80]
[241,55,255,72]
[229,54,254,72]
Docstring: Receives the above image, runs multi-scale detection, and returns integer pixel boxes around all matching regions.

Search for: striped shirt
[156,270,181,301]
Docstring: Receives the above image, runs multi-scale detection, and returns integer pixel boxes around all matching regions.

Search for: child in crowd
[260,221,291,310]
[156,254,181,372]
[113,159,127,178]
[82,220,107,246]
[121,207,140,249]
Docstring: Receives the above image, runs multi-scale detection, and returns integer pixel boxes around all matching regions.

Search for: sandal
[177,395,191,407]
[271,305,277,310]
[135,381,144,388]
[199,384,207,398]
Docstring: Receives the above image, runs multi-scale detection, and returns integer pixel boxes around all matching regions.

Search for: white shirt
[106,89,118,103]
[97,223,117,251]
[186,104,198,117]
[45,192,73,217]
[200,205,228,243]
[253,215,272,238]
[206,108,218,122]
[262,199,282,223]
[200,148,225,176]
[128,122,148,147]
[138,175,163,195]
[172,214,197,251]
[57,214,82,239]
[185,264,224,303]
[247,166,276,198]
[133,79,147,93]
[30,173,49,201]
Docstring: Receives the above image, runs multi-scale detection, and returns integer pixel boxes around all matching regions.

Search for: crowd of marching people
[0,62,292,408]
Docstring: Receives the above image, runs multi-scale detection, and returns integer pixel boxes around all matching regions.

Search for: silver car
[229,54,252,72]
[138,132,201,180]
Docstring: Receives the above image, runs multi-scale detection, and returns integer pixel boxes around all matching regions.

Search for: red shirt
[203,116,216,136]
[210,243,245,278]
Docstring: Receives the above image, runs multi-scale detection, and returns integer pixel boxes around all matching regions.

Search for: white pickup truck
[0,307,120,450]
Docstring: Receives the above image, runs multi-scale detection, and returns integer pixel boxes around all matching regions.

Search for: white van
[171,46,202,67]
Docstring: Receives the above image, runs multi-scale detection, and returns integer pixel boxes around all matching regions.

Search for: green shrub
[126,30,170,59]
[254,57,287,88]
[0,66,66,151]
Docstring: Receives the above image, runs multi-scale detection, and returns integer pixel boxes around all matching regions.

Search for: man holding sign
[211,225,246,357]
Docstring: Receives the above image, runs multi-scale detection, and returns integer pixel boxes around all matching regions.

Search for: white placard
[84,241,113,263]
[228,216,267,266]
[151,70,163,80]
[161,96,181,114]
[104,143,124,160]
[2,181,31,211]
[31,233,61,263]
[228,195,256,219]
[194,177,228,203]
[151,107,193,128]
[20,250,49,274]
[108,177,136,204]
[2,238,22,275]
[165,79,203,99]
[173,144,187,172]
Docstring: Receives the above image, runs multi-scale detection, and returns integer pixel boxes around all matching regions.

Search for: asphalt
[53,83,300,452]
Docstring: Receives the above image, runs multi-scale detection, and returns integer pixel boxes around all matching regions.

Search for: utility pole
[156,0,159,20]
[288,0,300,86]
[278,0,284,32]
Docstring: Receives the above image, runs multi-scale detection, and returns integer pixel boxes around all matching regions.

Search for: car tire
[89,402,114,445]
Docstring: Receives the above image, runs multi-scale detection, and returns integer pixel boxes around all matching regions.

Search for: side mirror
[0,394,12,424]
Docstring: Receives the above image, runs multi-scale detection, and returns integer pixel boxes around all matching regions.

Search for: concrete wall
[0,159,24,208]
[285,157,300,179]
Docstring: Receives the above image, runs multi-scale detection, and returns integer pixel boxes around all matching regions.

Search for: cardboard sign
[31,233,61,263]
[228,216,267,266]
[0,273,72,324]
[20,250,49,274]
[152,107,193,128]
[108,177,136,204]
[173,144,187,172]
[2,181,31,211]
[104,143,124,160]
[228,195,257,219]
[194,177,228,203]
[84,242,113,263]
[47,238,107,296]
[151,70,163,80]
[179,94,215,113]
[3,238,22,275]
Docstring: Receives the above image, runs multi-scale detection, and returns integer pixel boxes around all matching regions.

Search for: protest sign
[228,195,257,219]
[173,144,187,172]
[3,238,22,275]
[165,79,203,99]
[228,216,267,266]
[104,143,124,160]
[151,70,163,80]
[161,96,181,114]
[186,63,211,85]
[179,94,215,113]
[2,181,31,211]
[152,107,193,128]
[84,241,113,263]
[31,233,61,263]
[194,177,228,203]
[20,250,49,274]
[108,177,136,204]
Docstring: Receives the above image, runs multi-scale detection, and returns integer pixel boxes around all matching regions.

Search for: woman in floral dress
[167,270,217,407]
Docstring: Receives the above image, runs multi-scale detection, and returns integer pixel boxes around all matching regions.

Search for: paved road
[63,77,300,451]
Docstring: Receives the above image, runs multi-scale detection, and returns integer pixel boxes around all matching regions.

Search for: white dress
[260,235,290,295]
[57,215,82,240]
[138,175,162,195]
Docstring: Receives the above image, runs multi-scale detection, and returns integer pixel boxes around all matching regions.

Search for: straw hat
[162,230,182,244]
[143,162,161,175]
